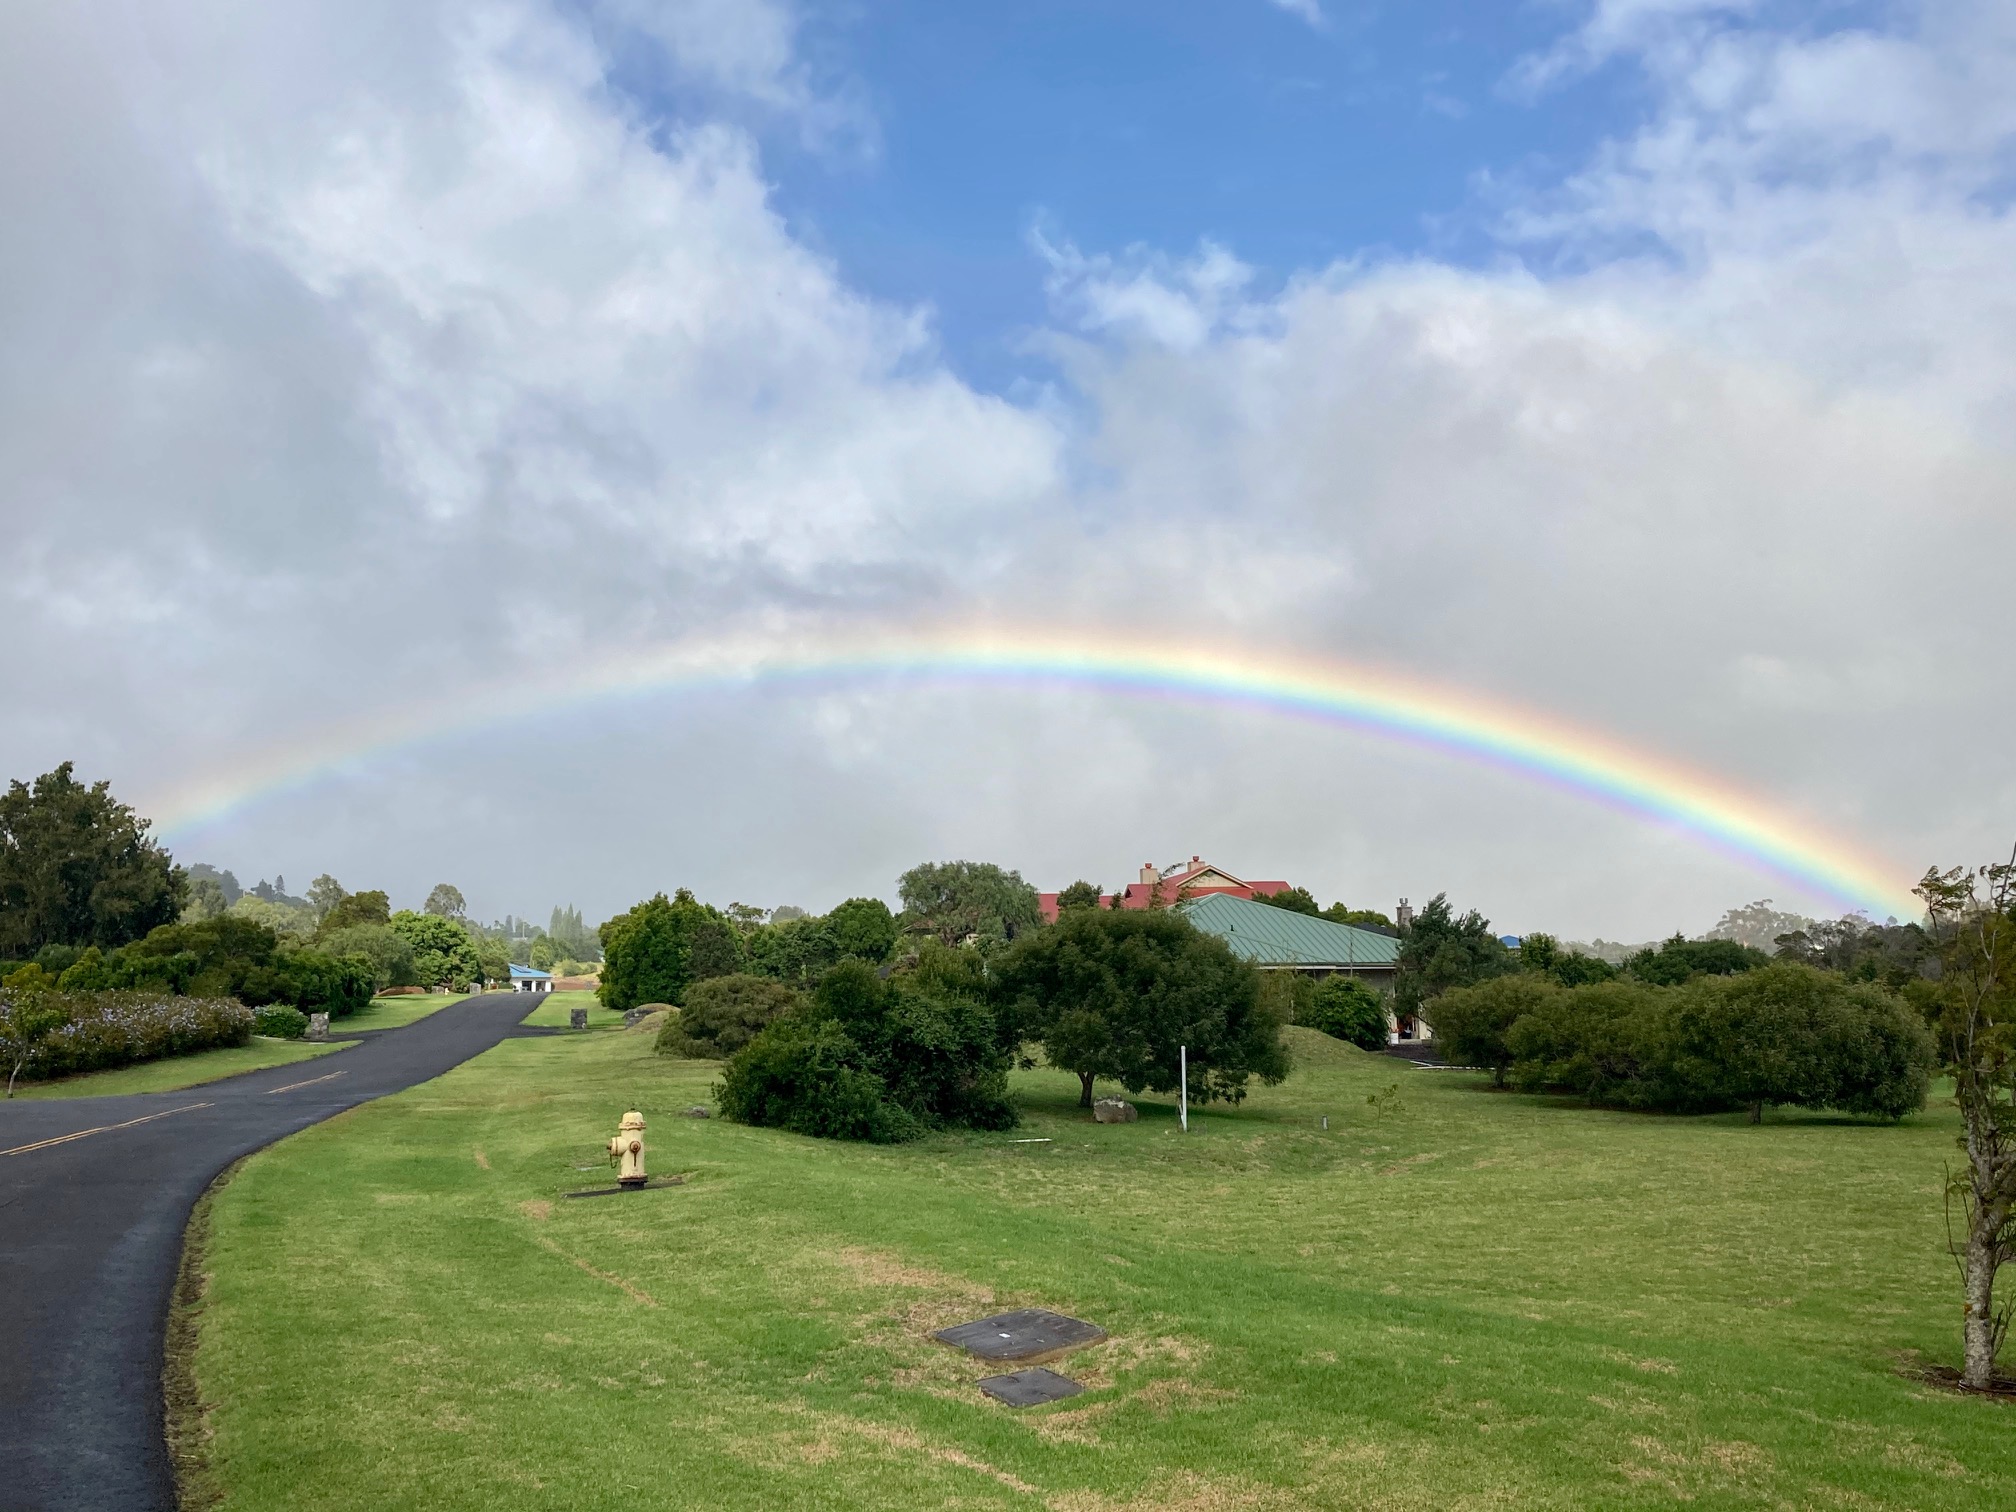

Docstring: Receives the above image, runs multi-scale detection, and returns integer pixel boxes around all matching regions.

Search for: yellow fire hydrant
[607,1110,647,1188]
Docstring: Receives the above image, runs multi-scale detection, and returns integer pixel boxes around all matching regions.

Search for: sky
[3,0,2014,938]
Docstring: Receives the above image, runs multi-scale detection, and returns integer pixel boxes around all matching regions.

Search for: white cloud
[1266,0,1327,30]
[4,0,2014,935]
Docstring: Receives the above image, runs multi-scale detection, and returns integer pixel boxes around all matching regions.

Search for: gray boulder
[1092,1097,1138,1124]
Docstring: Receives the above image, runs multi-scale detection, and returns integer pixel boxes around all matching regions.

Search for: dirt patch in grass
[518,1199,552,1222]
[472,1147,490,1169]
[1900,1361,2016,1402]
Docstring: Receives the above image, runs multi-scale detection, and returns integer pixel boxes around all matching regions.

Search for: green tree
[424,883,467,920]
[897,860,1041,947]
[182,875,229,922]
[1253,886,1320,916]
[2,990,67,1097]
[597,889,721,1009]
[1431,973,1564,1085]
[1626,934,1768,986]
[687,917,745,984]
[1394,893,1513,1021]
[1321,903,1395,929]
[318,923,416,991]
[827,896,899,962]
[389,910,480,989]
[1054,880,1104,914]
[0,763,186,956]
[1301,976,1391,1052]
[306,874,347,923]
[745,914,841,984]
[317,889,390,936]
[993,908,1290,1109]
[474,939,510,987]
[1916,855,2016,1390]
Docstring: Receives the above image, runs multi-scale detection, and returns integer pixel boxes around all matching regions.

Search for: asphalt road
[0,991,551,1512]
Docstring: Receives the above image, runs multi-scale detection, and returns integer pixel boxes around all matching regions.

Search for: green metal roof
[1178,892,1401,968]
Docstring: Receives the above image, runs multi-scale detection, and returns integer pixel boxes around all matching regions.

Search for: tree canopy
[0,763,185,957]
[897,860,1041,947]
[390,910,481,990]
[597,889,726,1009]
[992,908,1290,1108]
[1394,893,1513,1018]
[423,883,467,920]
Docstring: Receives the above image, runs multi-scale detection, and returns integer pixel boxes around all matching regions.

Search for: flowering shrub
[24,992,253,1081]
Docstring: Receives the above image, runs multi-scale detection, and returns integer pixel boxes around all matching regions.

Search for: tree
[318,923,416,991]
[1253,886,1320,917]
[1054,881,1104,914]
[424,883,467,920]
[1705,899,1819,953]
[306,874,347,923]
[318,889,390,935]
[657,974,803,1058]
[745,914,840,984]
[1321,903,1394,930]
[388,910,480,990]
[1626,934,1768,986]
[597,889,721,1009]
[1394,894,1513,1021]
[1916,854,2016,1391]
[185,863,242,908]
[827,897,898,962]
[474,939,510,987]
[687,917,745,984]
[1431,973,1563,1085]
[0,763,186,957]
[2,990,67,1097]
[1301,976,1390,1052]
[993,908,1290,1109]
[716,960,1015,1142]
[897,860,1041,947]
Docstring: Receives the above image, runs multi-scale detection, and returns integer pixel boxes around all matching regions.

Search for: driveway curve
[0,990,554,1512]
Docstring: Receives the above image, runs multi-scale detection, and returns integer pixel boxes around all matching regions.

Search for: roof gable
[1177,892,1401,968]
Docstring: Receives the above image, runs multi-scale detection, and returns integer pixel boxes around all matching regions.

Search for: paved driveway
[0,991,552,1512]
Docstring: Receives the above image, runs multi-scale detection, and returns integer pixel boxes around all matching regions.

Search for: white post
[1179,1045,1188,1132]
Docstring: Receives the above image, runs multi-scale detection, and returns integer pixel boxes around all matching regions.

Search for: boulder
[1092,1097,1137,1124]
[682,1105,712,1119]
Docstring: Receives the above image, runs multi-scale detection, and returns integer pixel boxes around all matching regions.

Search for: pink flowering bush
[23,991,253,1081]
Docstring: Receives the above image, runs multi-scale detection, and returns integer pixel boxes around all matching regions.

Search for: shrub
[1429,974,1563,1084]
[253,1004,310,1039]
[716,959,1016,1142]
[1300,976,1390,1051]
[19,992,253,1081]
[657,975,802,1058]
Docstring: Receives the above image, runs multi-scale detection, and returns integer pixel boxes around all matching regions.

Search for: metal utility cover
[933,1308,1107,1362]
[978,1368,1085,1408]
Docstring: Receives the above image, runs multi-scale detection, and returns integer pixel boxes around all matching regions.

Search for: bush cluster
[715,960,1016,1142]
[1431,962,1935,1120]
[1298,976,1390,1052]
[656,974,803,1059]
[23,992,253,1081]
[253,1004,310,1039]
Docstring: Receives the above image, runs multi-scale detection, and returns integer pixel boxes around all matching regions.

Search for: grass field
[185,1026,2013,1511]
[517,988,625,1028]
[339,993,469,1032]
[12,1036,350,1100]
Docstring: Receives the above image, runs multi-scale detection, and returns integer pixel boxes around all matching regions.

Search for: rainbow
[142,624,1917,918]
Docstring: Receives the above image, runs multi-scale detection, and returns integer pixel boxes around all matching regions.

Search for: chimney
[1395,898,1414,933]
[1140,862,1159,885]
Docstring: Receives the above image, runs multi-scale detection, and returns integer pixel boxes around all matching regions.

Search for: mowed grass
[518,988,624,1028]
[12,1036,349,1100]
[189,1027,2013,1511]
[340,993,469,1032]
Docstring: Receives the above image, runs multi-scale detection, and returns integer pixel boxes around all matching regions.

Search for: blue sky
[647,1,1660,389]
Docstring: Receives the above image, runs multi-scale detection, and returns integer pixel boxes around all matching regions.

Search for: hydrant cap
[620,1110,645,1130]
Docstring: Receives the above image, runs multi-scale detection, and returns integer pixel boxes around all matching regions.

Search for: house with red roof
[1037,857,1294,923]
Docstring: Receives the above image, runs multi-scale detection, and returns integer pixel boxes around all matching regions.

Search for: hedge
[23,992,253,1081]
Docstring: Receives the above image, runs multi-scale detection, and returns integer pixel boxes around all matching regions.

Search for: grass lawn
[186,1027,2013,1511]
[517,988,625,1028]
[338,993,469,1032]
[13,1037,350,1100]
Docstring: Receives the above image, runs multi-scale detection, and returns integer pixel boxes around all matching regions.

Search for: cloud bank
[2,0,2011,935]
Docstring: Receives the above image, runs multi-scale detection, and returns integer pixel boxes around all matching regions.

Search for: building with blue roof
[507,962,554,993]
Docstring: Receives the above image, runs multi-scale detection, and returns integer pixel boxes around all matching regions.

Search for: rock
[568,1008,588,1030]
[682,1105,712,1119]
[1092,1097,1137,1124]
[305,1012,331,1042]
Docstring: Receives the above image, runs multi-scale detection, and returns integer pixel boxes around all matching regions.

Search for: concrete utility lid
[933,1308,1107,1362]
[978,1367,1085,1407]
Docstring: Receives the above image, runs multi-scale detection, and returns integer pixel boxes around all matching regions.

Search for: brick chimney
[1140,862,1159,885]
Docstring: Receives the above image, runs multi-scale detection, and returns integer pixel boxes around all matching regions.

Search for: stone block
[1092,1097,1137,1124]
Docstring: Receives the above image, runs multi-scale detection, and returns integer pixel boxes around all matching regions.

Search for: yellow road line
[0,1101,214,1158]
[264,1070,347,1095]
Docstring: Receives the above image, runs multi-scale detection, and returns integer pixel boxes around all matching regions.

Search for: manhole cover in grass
[933,1309,1107,1361]
[978,1368,1084,1407]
